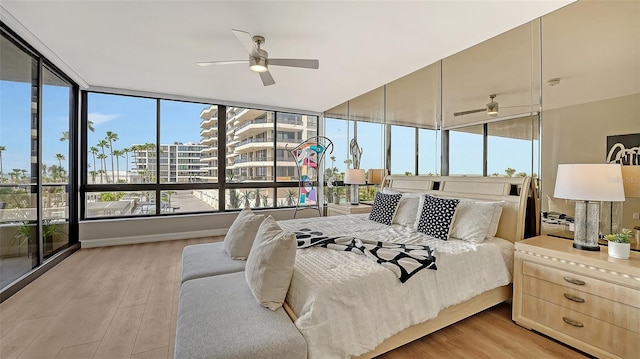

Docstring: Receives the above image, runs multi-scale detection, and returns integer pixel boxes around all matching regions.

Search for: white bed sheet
[279,214,513,359]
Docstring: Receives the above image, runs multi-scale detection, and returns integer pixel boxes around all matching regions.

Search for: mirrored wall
[324,0,640,231]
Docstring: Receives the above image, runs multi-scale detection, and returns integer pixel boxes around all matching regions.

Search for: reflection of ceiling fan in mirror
[453,94,501,117]
[197,29,319,86]
[453,94,531,117]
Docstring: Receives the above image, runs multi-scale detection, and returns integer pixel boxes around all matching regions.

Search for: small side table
[327,203,372,216]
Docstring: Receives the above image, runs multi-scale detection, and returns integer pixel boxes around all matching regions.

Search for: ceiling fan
[453,94,501,117]
[197,29,319,86]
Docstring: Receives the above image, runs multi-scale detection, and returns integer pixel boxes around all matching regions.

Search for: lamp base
[572,242,600,251]
[573,200,601,252]
[350,184,360,206]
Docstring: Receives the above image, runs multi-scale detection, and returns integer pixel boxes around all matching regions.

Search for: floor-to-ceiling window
[448,125,484,176]
[0,27,76,296]
[390,125,416,175]
[82,93,318,217]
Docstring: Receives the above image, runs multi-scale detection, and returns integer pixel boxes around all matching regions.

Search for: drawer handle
[563,317,584,328]
[563,276,585,286]
[563,293,585,303]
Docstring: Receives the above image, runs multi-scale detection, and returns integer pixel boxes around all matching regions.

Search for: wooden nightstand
[513,236,640,359]
[327,203,372,216]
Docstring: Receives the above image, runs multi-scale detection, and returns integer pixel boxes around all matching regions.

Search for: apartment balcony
[200,106,218,121]
[200,127,217,137]
[235,109,267,124]
[199,145,217,154]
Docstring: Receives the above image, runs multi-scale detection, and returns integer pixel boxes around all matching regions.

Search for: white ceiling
[0,1,574,113]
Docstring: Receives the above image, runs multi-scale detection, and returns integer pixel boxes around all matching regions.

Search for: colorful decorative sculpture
[286,136,334,218]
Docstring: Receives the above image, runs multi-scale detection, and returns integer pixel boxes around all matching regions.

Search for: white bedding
[279,214,513,359]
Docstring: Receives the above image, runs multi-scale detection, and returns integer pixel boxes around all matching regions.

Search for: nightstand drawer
[523,275,640,332]
[522,261,638,307]
[522,294,640,358]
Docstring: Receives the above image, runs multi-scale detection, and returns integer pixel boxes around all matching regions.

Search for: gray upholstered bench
[180,242,246,284]
[175,272,307,359]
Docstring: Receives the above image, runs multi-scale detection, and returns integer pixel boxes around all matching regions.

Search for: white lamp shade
[344,168,366,185]
[554,164,625,201]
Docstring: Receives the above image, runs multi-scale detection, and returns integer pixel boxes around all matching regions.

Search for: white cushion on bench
[175,272,307,359]
[181,242,246,284]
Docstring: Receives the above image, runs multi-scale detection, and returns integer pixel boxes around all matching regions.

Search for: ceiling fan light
[487,103,499,115]
[250,57,268,72]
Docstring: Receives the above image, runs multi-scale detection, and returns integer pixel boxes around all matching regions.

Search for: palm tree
[97,153,108,183]
[105,131,119,183]
[97,139,109,182]
[60,131,69,142]
[0,145,5,181]
[123,147,131,183]
[87,120,95,132]
[89,146,99,183]
[55,154,65,168]
[113,149,123,182]
[55,154,65,182]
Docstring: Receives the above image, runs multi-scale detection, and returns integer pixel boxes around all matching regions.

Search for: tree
[60,131,69,142]
[0,145,5,182]
[105,131,119,183]
[97,153,108,183]
[123,147,131,183]
[55,154,65,182]
[55,154,65,168]
[516,172,527,177]
[505,167,516,177]
[113,149,123,182]
[97,139,109,182]
[89,147,99,183]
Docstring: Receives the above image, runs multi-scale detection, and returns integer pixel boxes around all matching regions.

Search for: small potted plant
[604,230,633,259]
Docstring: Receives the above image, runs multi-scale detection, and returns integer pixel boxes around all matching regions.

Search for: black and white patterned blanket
[295,228,437,283]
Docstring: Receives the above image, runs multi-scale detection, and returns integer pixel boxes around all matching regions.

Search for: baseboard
[80,228,228,248]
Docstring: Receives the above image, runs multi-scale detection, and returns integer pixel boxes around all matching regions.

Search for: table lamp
[344,168,366,205]
[554,163,625,251]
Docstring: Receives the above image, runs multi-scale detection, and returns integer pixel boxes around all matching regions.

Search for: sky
[1,80,536,179]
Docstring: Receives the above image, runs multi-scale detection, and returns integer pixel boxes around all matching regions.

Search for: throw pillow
[223,208,266,259]
[416,195,459,240]
[449,200,501,243]
[382,187,422,227]
[368,192,403,225]
[485,202,505,239]
[245,216,297,310]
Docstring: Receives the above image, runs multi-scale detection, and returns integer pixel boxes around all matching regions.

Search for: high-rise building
[199,106,317,183]
[130,142,208,183]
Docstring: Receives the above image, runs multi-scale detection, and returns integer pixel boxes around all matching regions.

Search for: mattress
[279,214,513,359]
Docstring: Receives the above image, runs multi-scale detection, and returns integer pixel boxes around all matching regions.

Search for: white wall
[79,208,319,247]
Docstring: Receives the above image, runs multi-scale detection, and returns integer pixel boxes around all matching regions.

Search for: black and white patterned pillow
[416,195,459,240]
[368,192,402,225]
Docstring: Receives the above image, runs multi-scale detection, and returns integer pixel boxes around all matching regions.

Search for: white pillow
[223,208,265,259]
[382,188,424,227]
[485,204,505,239]
[449,200,501,243]
[245,216,297,310]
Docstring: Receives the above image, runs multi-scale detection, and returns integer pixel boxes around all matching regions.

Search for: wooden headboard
[383,175,534,243]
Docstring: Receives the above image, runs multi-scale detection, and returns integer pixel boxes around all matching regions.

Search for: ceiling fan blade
[232,29,258,56]
[197,60,249,66]
[268,59,319,69]
[453,108,485,116]
[259,70,275,86]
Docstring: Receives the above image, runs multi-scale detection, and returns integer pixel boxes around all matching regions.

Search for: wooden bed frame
[283,175,536,358]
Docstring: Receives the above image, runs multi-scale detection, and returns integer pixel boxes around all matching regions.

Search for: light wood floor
[0,238,589,359]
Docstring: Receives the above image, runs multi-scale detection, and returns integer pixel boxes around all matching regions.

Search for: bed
[277,175,535,359]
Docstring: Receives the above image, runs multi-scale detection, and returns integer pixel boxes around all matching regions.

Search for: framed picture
[607,133,640,197]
